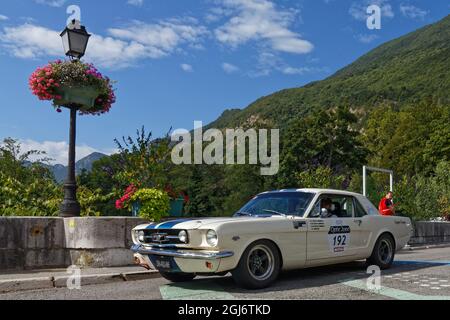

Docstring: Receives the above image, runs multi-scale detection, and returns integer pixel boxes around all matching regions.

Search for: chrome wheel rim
[378,239,393,264]
[247,245,274,281]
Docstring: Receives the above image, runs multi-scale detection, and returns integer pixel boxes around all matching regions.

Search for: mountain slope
[208,15,450,129]
[45,152,107,183]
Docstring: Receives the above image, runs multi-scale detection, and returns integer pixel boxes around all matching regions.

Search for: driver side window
[309,195,354,218]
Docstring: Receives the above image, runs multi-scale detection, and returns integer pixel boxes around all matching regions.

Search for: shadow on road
[171,259,446,295]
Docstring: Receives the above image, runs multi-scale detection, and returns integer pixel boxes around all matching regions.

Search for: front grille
[142,229,187,245]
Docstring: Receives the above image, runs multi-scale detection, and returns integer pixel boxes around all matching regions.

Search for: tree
[296,166,346,189]
[278,106,368,187]
[363,103,450,177]
[113,126,173,189]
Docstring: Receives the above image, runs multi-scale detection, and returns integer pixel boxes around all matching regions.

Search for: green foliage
[113,126,173,189]
[279,106,368,187]
[131,188,170,221]
[363,103,449,177]
[0,138,62,216]
[296,166,346,189]
[77,186,115,217]
[0,138,112,217]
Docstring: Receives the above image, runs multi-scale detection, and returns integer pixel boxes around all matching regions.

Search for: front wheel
[160,272,196,283]
[232,240,281,289]
[367,234,395,270]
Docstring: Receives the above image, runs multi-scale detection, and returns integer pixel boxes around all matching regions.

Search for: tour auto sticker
[328,220,351,253]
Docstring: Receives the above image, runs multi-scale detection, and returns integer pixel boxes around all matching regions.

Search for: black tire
[367,233,395,270]
[232,240,281,289]
[160,272,196,283]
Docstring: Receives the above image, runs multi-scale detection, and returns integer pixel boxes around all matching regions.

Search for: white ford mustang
[131,189,413,289]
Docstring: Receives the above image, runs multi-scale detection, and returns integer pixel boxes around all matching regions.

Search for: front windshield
[235,192,314,217]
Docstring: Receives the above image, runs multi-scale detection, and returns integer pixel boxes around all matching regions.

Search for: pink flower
[115,200,123,210]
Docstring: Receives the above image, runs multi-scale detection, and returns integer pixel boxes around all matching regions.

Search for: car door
[306,194,363,265]
[352,196,374,256]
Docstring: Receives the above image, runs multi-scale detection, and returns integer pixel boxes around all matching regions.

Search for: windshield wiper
[262,209,287,217]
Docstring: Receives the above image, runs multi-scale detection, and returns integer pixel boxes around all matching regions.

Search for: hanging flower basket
[53,85,101,111]
[29,60,116,115]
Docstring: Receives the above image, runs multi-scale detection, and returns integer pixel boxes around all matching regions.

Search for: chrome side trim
[131,244,234,260]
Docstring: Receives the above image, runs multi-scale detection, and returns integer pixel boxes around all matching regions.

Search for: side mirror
[321,208,329,218]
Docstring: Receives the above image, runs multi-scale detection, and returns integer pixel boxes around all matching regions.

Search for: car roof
[260,188,364,197]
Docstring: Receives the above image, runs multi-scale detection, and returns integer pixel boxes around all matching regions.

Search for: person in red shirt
[379,191,395,216]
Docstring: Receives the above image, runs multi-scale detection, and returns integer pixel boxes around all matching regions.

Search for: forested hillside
[208,15,450,130]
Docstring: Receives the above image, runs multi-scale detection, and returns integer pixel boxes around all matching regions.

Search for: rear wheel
[367,234,395,269]
[232,240,281,289]
[160,272,196,283]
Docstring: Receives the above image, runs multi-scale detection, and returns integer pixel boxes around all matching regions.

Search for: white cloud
[180,63,193,72]
[0,24,62,59]
[34,0,67,7]
[349,0,394,21]
[0,15,8,21]
[249,51,327,77]
[356,33,379,43]
[400,4,428,20]
[214,0,313,55]
[222,62,239,74]
[0,19,208,69]
[108,19,208,54]
[18,139,115,165]
[282,66,313,75]
[127,0,144,6]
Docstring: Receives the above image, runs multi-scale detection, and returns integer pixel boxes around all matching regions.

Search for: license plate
[155,257,172,271]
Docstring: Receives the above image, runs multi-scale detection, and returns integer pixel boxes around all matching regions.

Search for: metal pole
[390,172,394,193]
[363,166,367,197]
[60,106,81,217]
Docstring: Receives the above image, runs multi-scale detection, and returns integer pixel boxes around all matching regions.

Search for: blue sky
[0,0,448,164]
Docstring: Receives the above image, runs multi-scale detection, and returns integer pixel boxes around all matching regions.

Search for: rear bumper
[131,244,234,273]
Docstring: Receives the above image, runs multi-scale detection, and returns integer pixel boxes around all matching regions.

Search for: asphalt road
[2,246,450,300]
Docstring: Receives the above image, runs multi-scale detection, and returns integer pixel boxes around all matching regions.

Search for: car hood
[139,216,282,230]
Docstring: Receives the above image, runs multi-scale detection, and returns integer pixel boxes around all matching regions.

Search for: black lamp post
[59,21,91,217]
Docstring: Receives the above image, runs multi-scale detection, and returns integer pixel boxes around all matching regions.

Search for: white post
[389,172,394,193]
[363,166,367,197]
[362,166,394,197]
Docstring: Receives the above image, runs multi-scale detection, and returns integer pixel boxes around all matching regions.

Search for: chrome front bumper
[131,244,234,260]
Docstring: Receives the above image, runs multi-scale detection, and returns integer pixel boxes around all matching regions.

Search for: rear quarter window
[357,196,380,216]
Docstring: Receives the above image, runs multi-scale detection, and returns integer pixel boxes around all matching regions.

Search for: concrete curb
[0,277,54,294]
[0,270,160,294]
[405,243,450,250]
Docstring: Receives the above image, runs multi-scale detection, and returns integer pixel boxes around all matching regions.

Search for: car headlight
[137,230,145,242]
[206,230,218,247]
[178,230,188,243]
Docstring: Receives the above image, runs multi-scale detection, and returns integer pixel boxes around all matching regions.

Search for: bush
[131,188,170,221]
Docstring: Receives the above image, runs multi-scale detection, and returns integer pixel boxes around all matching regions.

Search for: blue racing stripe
[155,219,192,229]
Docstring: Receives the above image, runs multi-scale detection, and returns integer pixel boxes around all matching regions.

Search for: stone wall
[1,218,449,271]
[409,221,450,246]
[0,217,148,271]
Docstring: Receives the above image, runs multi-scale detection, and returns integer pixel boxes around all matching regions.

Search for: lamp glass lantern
[60,25,91,59]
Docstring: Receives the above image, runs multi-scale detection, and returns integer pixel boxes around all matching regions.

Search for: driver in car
[321,198,337,218]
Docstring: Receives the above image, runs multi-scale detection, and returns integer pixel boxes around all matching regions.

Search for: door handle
[354,220,362,226]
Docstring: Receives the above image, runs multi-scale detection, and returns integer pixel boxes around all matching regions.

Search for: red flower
[115,200,123,210]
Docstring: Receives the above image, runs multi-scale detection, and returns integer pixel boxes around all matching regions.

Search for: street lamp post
[59,21,91,217]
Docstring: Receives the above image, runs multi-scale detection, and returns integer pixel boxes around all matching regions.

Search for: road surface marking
[160,281,235,300]
[394,260,450,266]
[341,279,450,300]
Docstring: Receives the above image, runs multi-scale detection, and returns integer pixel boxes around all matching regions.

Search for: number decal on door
[333,235,347,246]
[328,225,351,253]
